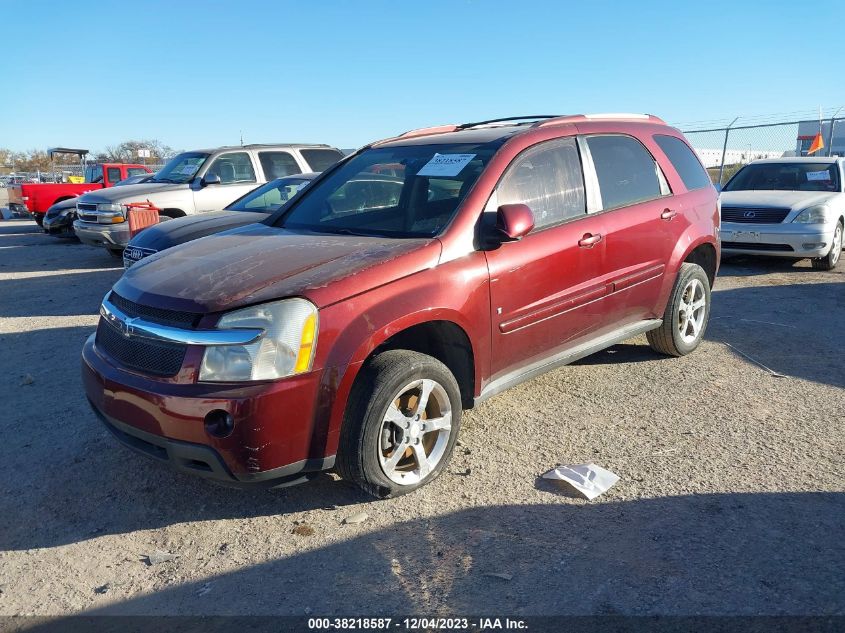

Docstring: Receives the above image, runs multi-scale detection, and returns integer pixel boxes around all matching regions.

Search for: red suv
[83,114,719,498]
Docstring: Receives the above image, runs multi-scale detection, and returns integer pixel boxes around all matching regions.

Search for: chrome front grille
[95,317,187,377]
[76,202,99,222]
[721,207,791,224]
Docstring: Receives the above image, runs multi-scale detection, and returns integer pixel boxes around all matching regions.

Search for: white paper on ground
[417,153,476,177]
[541,463,620,500]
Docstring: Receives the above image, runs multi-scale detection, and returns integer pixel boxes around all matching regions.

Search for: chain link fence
[1,163,166,185]
[683,117,845,186]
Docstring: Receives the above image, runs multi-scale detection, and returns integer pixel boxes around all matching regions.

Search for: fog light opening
[204,409,235,438]
[802,242,825,250]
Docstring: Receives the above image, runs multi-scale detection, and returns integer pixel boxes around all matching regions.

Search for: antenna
[240,130,244,146]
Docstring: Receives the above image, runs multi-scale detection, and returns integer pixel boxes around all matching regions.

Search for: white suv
[74,144,343,257]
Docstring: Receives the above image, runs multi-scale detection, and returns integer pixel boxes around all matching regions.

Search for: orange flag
[807,132,825,154]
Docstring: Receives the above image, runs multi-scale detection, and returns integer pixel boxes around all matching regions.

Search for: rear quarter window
[654,134,712,191]
[301,148,344,172]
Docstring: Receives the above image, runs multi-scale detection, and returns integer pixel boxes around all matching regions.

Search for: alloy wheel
[832,224,842,266]
[378,378,452,485]
[677,278,707,345]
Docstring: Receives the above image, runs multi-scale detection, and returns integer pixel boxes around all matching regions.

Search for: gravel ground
[0,219,843,618]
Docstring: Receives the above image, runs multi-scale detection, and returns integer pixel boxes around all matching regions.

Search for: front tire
[811,221,842,271]
[647,262,711,357]
[336,350,462,498]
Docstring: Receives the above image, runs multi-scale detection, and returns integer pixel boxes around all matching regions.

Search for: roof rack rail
[457,115,563,130]
[398,124,460,139]
[538,113,666,127]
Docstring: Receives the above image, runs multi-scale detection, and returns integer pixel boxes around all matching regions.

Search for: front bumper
[43,213,75,236]
[74,220,130,249]
[82,334,334,487]
[720,222,834,258]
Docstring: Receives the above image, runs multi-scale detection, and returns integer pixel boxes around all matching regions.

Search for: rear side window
[127,168,148,177]
[106,167,121,183]
[586,135,662,210]
[496,137,586,229]
[207,152,257,184]
[654,135,711,190]
[259,151,302,179]
[300,148,344,172]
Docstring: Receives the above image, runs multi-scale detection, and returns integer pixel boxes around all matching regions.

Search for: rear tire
[336,350,462,498]
[810,221,842,271]
[647,263,711,357]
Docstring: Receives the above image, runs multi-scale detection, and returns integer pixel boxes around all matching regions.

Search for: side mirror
[496,204,534,241]
[202,173,221,187]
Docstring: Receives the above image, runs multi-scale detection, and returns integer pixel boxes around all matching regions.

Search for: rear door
[580,133,679,324]
[193,151,259,212]
[484,137,611,382]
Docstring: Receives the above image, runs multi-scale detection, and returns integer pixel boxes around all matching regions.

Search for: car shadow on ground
[578,277,844,389]
[24,491,845,617]
[718,255,843,278]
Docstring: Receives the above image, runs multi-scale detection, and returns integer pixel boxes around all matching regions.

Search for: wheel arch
[682,240,718,287]
[365,319,476,409]
[159,208,186,219]
[315,309,480,461]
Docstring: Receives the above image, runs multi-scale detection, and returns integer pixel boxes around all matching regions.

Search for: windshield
[150,152,210,184]
[724,162,841,192]
[227,176,313,213]
[276,143,498,238]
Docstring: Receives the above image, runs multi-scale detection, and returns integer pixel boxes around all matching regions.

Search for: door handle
[661,208,677,220]
[578,233,602,248]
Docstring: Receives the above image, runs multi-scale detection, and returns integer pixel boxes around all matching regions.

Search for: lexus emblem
[743,210,756,219]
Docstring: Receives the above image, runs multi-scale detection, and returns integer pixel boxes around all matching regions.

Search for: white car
[719,157,844,270]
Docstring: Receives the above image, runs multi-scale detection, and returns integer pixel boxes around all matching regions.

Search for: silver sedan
[719,157,844,270]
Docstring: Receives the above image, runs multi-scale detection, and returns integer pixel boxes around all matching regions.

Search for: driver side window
[494,138,587,230]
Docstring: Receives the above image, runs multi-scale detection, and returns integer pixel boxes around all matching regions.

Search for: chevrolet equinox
[83,114,719,498]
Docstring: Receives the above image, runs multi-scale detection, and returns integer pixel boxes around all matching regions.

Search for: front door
[193,151,259,212]
[484,137,612,383]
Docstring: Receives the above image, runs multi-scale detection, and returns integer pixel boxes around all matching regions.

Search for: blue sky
[3,0,844,153]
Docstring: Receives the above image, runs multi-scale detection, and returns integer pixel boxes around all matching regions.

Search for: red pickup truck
[8,161,151,226]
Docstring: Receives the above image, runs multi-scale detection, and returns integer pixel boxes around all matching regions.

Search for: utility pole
[827,106,842,157]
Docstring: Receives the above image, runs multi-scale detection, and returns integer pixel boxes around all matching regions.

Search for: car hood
[114,223,441,312]
[47,198,79,214]
[77,182,187,203]
[720,190,839,211]
[128,210,267,251]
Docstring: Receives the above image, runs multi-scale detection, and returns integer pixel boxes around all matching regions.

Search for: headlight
[97,203,125,213]
[793,205,830,224]
[199,298,318,382]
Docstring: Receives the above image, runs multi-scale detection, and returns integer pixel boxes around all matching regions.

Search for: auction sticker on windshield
[806,170,831,181]
[418,153,476,177]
